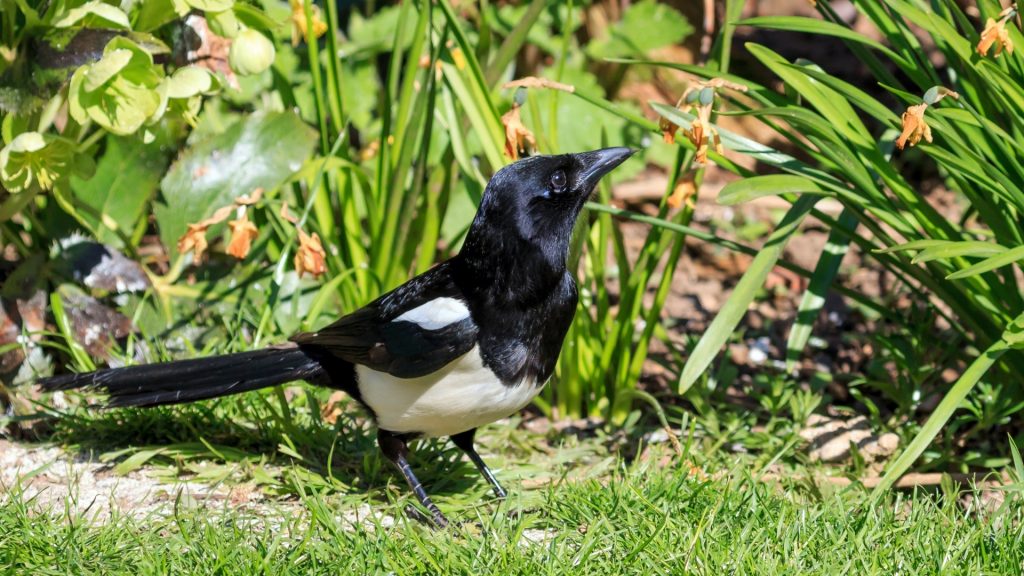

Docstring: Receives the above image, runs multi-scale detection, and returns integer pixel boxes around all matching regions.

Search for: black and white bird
[39,147,635,527]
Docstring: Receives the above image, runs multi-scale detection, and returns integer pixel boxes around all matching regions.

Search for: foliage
[639,0,1024,483]
[4,0,1024,496]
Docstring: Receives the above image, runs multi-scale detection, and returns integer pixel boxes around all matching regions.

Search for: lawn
[3,410,1021,575]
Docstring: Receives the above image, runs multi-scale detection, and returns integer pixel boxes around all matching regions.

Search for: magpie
[38,147,634,527]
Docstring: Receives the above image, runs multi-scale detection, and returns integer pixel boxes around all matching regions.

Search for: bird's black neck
[455,233,570,308]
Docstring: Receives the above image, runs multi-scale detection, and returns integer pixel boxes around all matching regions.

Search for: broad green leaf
[155,111,317,260]
[717,174,830,205]
[946,245,1024,279]
[587,0,693,59]
[53,1,130,29]
[0,131,75,193]
[165,66,220,99]
[678,195,819,393]
[184,0,233,12]
[68,37,163,135]
[786,209,858,370]
[71,136,170,248]
[872,337,1012,496]
[81,49,134,92]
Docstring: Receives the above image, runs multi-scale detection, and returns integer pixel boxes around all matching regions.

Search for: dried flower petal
[290,0,329,47]
[226,212,259,259]
[667,175,698,209]
[280,203,299,224]
[502,77,576,93]
[896,103,932,150]
[235,188,263,205]
[501,103,537,160]
[177,223,210,261]
[978,16,1014,57]
[659,116,679,144]
[295,229,327,278]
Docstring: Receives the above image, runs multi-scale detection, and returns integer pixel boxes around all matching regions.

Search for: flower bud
[229,29,275,76]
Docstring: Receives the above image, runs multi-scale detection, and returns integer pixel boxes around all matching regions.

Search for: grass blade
[678,195,819,394]
[785,208,858,370]
[871,337,1013,497]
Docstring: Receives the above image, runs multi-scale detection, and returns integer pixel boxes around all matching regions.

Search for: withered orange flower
[664,78,746,164]
[978,7,1016,58]
[226,212,259,259]
[290,0,328,47]
[235,188,263,206]
[659,116,679,144]
[896,103,932,149]
[667,174,698,209]
[178,223,211,261]
[501,103,537,160]
[280,203,299,224]
[176,205,233,261]
[295,229,327,278]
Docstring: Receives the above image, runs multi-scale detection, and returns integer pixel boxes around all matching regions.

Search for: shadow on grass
[34,388,500,505]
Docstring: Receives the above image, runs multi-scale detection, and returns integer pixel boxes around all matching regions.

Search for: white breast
[356,346,542,438]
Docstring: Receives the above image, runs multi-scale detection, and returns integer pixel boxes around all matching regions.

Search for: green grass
[3,393,1022,575]
[2,438,1021,575]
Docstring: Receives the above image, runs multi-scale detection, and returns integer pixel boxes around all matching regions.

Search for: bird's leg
[451,429,507,499]
[377,429,449,528]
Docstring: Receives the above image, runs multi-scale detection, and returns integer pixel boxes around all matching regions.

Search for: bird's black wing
[290,262,478,379]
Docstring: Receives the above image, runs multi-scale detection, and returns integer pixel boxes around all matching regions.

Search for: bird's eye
[550,170,567,191]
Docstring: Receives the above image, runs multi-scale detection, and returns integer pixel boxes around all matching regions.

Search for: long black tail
[38,346,325,408]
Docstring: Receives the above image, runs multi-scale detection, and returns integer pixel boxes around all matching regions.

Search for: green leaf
[717,174,830,205]
[183,0,234,12]
[678,195,819,393]
[113,448,167,475]
[70,136,170,248]
[53,1,130,29]
[946,245,1024,279]
[786,209,858,370]
[587,0,693,59]
[736,16,908,66]
[913,241,1007,263]
[871,337,1011,496]
[155,111,317,260]
[0,131,75,193]
[165,66,220,99]
[68,37,163,135]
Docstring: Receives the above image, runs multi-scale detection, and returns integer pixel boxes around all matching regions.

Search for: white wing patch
[357,346,542,438]
[393,297,471,331]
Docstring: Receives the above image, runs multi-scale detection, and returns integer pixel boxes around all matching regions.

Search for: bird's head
[459,147,634,296]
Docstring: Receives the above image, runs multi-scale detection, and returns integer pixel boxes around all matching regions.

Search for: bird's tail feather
[38,346,324,408]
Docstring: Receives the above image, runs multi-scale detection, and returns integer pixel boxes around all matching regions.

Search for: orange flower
[226,212,259,259]
[667,174,698,209]
[659,116,679,144]
[501,103,537,160]
[664,78,745,164]
[686,103,722,165]
[295,229,327,278]
[176,205,233,261]
[290,0,328,47]
[978,7,1016,58]
[178,223,210,261]
[896,103,932,149]
[280,203,299,224]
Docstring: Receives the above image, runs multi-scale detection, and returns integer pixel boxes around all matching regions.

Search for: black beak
[575,147,636,190]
